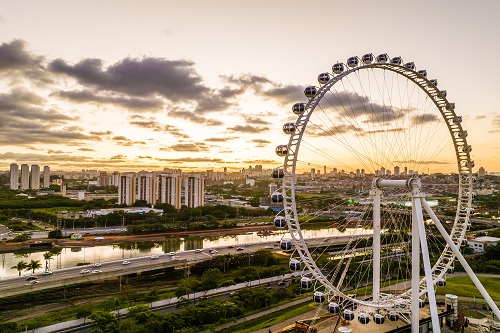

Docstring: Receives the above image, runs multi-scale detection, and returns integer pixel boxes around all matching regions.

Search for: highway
[0,235,359,299]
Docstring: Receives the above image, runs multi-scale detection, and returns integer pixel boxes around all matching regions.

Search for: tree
[88,311,116,332]
[48,229,63,239]
[25,259,42,274]
[43,251,54,271]
[76,306,93,324]
[11,260,28,276]
[201,268,223,290]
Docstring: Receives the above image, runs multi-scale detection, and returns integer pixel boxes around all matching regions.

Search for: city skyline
[0,1,499,172]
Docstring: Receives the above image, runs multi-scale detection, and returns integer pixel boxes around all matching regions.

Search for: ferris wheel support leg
[372,189,381,302]
[411,199,421,333]
[421,198,500,320]
[414,197,441,333]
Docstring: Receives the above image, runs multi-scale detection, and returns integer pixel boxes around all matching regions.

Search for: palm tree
[11,261,28,276]
[25,259,42,275]
[43,252,54,271]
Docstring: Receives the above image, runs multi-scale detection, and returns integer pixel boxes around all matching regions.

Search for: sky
[0,0,499,173]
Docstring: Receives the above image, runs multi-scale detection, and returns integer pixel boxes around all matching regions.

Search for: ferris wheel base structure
[272,53,499,332]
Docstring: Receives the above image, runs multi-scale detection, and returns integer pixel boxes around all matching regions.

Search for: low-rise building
[468,236,500,253]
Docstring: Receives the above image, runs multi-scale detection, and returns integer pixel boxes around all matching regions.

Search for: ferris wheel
[272,53,500,331]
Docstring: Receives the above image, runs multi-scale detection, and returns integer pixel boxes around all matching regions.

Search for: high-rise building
[111,171,120,186]
[311,168,316,179]
[361,169,365,178]
[269,183,278,196]
[43,166,50,188]
[20,164,29,190]
[184,173,204,208]
[159,173,182,209]
[31,165,40,190]
[118,172,137,205]
[137,172,157,204]
[478,167,486,178]
[9,163,19,190]
[97,172,111,187]
[394,166,400,176]
[356,169,361,178]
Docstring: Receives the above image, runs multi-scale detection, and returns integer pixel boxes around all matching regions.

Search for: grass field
[436,275,500,300]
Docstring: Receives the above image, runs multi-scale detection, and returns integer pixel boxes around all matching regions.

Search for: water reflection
[0,226,365,278]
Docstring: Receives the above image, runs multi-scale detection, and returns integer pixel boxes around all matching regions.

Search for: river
[0,226,364,278]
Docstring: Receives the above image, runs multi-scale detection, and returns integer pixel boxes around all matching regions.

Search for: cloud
[0,40,50,83]
[78,148,96,152]
[251,139,271,147]
[412,113,438,124]
[243,115,271,125]
[227,125,269,133]
[168,109,224,126]
[47,150,65,154]
[56,89,164,111]
[475,115,486,120]
[129,116,191,138]
[48,56,238,113]
[205,136,239,142]
[155,157,224,163]
[159,142,211,152]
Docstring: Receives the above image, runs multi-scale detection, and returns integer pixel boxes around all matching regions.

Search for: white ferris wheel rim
[279,55,474,310]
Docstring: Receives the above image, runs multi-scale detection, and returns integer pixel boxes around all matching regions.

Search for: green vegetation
[435,276,500,300]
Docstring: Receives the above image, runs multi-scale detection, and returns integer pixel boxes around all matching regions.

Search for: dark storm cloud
[0,89,94,146]
[168,109,223,126]
[56,90,163,111]
[49,57,236,112]
[159,143,211,152]
[326,91,405,124]
[0,40,51,84]
[227,125,269,133]
[224,73,303,105]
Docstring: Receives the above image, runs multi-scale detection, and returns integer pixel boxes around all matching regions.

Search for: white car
[91,270,102,274]
[167,252,177,256]
[42,270,53,275]
[80,269,90,274]
[151,255,159,260]
[92,263,102,267]
[195,249,203,253]
[122,261,131,265]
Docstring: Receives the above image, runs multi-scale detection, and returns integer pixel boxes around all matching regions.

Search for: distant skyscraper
[478,167,486,178]
[9,163,19,190]
[43,166,50,188]
[31,165,40,190]
[311,168,316,179]
[118,172,137,205]
[404,167,408,175]
[97,172,111,187]
[184,173,204,208]
[20,164,29,190]
[137,172,157,204]
[324,166,327,176]
[394,166,400,176]
[361,169,365,178]
[159,173,182,209]
[356,169,361,178]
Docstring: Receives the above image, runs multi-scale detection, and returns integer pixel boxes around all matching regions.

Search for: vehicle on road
[237,247,244,251]
[167,252,176,256]
[92,263,102,267]
[80,269,90,274]
[122,261,131,265]
[29,280,40,285]
[91,270,102,274]
[227,245,234,248]
[26,276,38,281]
[151,255,159,260]
[42,271,53,276]
[94,236,105,240]
[195,249,203,253]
